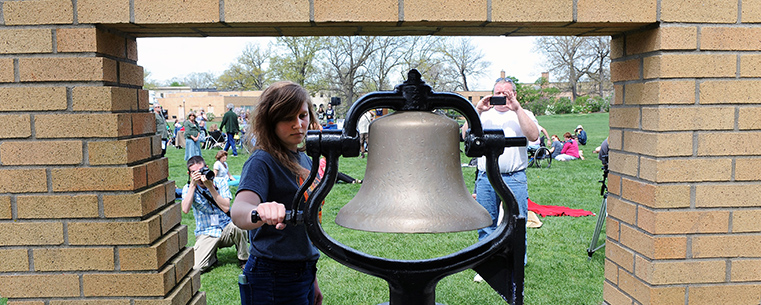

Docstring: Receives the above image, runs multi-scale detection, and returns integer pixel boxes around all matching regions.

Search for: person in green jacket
[220,103,240,157]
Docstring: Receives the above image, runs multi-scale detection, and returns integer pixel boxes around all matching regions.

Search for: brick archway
[1,1,759,304]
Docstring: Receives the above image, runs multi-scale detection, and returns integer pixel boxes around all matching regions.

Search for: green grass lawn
[172,112,609,305]
[0,112,608,305]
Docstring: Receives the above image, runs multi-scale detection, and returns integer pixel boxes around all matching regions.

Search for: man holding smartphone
[473,75,540,247]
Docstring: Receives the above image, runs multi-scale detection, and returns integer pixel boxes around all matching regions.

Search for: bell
[336,111,492,233]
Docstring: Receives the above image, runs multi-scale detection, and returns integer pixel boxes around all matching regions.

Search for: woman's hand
[256,202,287,230]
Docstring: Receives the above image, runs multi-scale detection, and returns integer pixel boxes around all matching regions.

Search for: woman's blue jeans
[239,257,317,305]
[474,169,528,241]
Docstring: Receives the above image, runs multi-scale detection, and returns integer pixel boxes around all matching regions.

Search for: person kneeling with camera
[182,156,249,272]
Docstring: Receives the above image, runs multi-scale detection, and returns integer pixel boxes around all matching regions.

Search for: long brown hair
[245,81,317,177]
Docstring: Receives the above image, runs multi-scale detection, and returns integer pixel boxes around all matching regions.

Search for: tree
[269,37,326,93]
[535,36,602,101]
[585,36,611,97]
[217,43,270,91]
[322,36,379,114]
[183,72,217,89]
[363,36,407,92]
[436,37,490,91]
[398,36,459,91]
[143,70,161,89]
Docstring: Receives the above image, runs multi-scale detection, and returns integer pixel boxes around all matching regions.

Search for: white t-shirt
[213,160,230,181]
[476,108,540,174]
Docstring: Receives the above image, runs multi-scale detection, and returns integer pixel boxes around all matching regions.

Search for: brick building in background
[1,0,760,304]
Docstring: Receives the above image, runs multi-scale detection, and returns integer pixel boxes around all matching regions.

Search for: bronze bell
[335,111,492,233]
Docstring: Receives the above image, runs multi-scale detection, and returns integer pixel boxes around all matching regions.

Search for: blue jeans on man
[224,132,238,156]
[474,169,528,241]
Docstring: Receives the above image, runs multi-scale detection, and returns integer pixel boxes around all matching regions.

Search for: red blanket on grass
[528,198,595,217]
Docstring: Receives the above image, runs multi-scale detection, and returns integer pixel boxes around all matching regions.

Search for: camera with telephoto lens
[490,95,507,105]
[199,166,215,180]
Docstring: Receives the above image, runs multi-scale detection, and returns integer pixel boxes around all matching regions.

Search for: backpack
[577,130,587,145]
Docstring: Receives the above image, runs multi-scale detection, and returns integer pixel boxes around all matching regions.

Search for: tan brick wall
[51,166,146,192]
[693,234,761,258]
[68,213,162,245]
[2,0,74,25]
[695,184,761,208]
[0,87,67,111]
[576,0,656,23]
[1,114,32,139]
[134,0,219,24]
[0,2,758,305]
[17,194,98,219]
[88,137,151,165]
[698,132,761,156]
[0,169,47,193]
[82,264,175,297]
[19,57,118,82]
[660,0,738,23]
[0,222,64,246]
[102,183,166,218]
[0,274,80,298]
[0,196,10,219]
[622,130,692,157]
[33,247,115,271]
[0,29,53,54]
[35,113,132,138]
[224,0,309,23]
[700,80,761,104]
[77,0,131,24]
[689,284,761,305]
[625,26,698,55]
[643,54,736,79]
[0,58,14,83]
[314,0,398,22]
[0,248,30,272]
[732,209,761,233]
[623,80,695,105]
[493,0,572,23]
[119,229,180,271]
[73,86,139,112]
[0,140,83,165]
[642,106,735,131]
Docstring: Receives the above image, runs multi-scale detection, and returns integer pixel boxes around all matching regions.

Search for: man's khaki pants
[194,222,249,272]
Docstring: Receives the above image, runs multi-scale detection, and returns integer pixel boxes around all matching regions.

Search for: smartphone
[490,96,506,105]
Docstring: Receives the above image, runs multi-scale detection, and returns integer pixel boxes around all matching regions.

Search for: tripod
[587,165,608,259]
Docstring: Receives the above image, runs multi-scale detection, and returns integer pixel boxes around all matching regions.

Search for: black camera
[490,95,506,105]
[199,166,215,180]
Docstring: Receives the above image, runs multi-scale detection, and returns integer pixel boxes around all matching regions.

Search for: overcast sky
[137,36,545,91]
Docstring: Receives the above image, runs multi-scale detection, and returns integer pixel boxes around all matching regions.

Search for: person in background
[221,103,240,157]
[527,125,550,151]
[213,150,236,190]
[357,110,374,158]
[472,76,539,283]
[232,81,323,305]
[183,112,201,161]
[575,125,587,146]
[548,134,564,160]
[555,132,583,161]
[182,156,249,272]
[154,105,169,156]
[325,103,335,125]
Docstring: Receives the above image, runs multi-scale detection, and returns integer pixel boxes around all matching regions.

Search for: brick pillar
[0,6,203,304]
[606,20,761,305]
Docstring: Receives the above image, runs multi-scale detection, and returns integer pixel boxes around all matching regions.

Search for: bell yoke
[251,69,528,305]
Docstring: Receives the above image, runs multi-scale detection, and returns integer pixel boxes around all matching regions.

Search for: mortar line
[219,0,224,23]
[72,0,77,24]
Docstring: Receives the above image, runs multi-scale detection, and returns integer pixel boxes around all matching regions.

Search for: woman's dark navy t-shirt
[237,149,320,262]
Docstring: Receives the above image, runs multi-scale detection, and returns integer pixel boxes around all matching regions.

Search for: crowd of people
[155,70,604,304]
